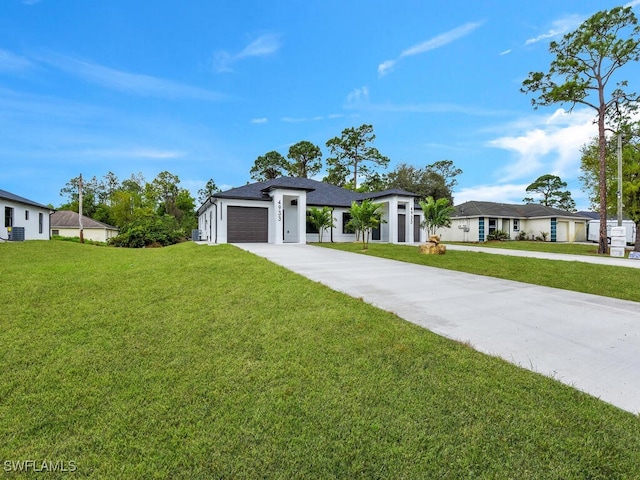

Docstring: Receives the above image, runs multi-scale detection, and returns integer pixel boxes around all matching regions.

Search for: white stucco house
[197,177,424,244]
[50,210,119,242]
[439,201,590,243]
[1,188,53,241]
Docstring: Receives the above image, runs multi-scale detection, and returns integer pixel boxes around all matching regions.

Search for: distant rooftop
[51,210,118,230]
[454,201,589,219]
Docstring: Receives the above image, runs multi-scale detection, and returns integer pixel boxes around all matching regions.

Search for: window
[25,210,29,221]
[39,213,44,234]
[513,219,520,231]
[4,207,13,228]
[306,220,319,234]
[488,217,498,235]
[342,212,354,234]
[52,229,60,236]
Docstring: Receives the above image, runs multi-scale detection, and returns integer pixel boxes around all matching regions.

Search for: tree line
[249,123,462,204]
[58,171,200,247]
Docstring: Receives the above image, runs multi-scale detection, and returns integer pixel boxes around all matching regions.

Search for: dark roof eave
[261,185,316,193]
[213,194,272,201]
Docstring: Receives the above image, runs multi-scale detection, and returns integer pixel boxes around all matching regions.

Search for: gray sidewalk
[446,243,640,268]
[236,243,640,415]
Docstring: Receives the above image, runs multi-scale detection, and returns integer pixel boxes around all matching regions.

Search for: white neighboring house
[1,188,53,241]
[439,201,590,243]
[197,177,424,245]
[50,210,119,243]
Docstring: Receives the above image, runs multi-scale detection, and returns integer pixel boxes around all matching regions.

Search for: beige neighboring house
[439,201,590,243]
[50,210,119,242]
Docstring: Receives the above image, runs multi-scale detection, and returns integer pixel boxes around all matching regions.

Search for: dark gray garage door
[227,206,268,243]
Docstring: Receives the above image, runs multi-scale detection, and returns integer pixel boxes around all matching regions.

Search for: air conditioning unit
[9,226,25,241]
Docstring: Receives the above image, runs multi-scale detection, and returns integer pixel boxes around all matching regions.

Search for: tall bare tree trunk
[597,107,608,254]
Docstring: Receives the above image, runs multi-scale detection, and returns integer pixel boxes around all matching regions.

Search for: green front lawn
[317,242,640,302]
[1,241,638,479]
[451,240,601,255]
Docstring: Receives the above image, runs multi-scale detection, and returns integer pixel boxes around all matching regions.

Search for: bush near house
[487,230,510,241]
[109,214,185,248]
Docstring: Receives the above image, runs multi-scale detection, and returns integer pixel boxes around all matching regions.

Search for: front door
[414,215,421,242]
[283,203,299,243]
[398,214,406,243]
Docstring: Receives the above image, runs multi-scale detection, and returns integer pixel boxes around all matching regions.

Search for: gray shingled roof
[577,210,633,221]
[454,201,590,219]
[365,188,420,199]
[51,210,118,230]
[577,211,600,220]
[210,177,418,209]
[0,188,52,210]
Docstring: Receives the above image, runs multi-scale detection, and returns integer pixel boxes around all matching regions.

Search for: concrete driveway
[236,243,640,415]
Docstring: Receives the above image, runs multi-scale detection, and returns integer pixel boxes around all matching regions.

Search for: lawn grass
[317,242,640,302]
[1,241,639,479]
[451,240,602,255]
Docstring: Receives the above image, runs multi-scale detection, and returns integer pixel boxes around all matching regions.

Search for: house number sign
[277,200,282,222]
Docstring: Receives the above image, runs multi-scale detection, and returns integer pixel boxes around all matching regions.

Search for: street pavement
[235,243,640,415]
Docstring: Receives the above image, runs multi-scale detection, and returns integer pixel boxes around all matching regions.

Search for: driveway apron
[235,243,640,414]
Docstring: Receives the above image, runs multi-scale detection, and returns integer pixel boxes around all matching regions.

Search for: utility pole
[617,133,623,227]
[78,174,84,243]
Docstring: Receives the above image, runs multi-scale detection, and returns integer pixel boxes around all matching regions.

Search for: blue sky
[2,0,640,210]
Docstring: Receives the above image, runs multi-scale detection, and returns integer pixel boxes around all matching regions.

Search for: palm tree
[306,207,335,242]
[347,200,384,249]
[419,196,455,238]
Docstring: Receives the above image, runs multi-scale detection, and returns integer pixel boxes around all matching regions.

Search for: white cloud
[345,86,369,106]
[250,117,268,124]
[82,148,186,159]
[281,115,324,123]
[345,93,506,116]
[237,34,281,59]
[0,49,33,72]
[278,113,350,123]
[401,21,483,57]
[499,49,512,56]
[377,60,396,76]
[454,183,530,205]
[524,15,583,45]
[130,148,186,159]
[214,33,281,72]
[488,107,597,182]
[41,54,226,101]
[625,0,640,8]
[379,21,483,77]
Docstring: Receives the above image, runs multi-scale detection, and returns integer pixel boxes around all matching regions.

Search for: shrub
[487,230,510,241]
[109,214,184,248]
[534,231,550,242]
[515,231,528,241]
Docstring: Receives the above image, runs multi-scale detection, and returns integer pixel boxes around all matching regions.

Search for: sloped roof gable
[210,177,418,209]
[454,201,589,219]
[50,210,118,230]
